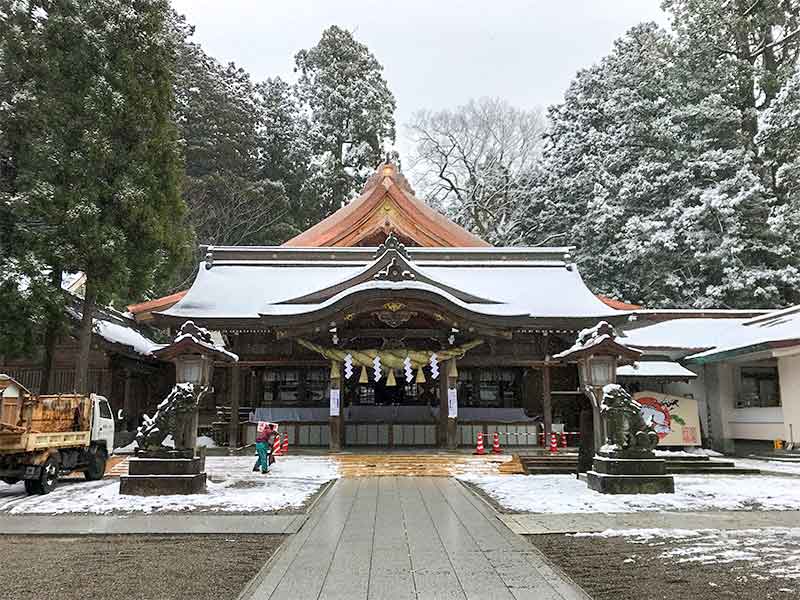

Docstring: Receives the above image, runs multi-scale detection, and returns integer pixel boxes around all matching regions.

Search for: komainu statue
[600,384,659,454]
[135,383,199,452]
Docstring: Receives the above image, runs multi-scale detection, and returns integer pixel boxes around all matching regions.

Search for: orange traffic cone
[273,433,282,456]
[549,432,558,454]
[560,432,567,448]
[282,432,289,455]
[492,431,502,454]
[474,432,485,455]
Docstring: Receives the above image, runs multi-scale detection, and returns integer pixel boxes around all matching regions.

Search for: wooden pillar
[123,369,133,430]
[446,359,458,450]
[438,360,458,449]
[542,363,553,443]
[329,362,342,452]
[229,365,241,451]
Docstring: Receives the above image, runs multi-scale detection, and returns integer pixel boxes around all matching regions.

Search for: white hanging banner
[447,387,458,418]
[330,389,340,416]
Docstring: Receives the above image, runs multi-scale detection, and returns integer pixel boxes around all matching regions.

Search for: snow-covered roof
[620,318,749,351]
[159,244,621,323]
[617,361,697,379]
[622,307,800,362]
[687,306,800,362]
[66,299,162,357]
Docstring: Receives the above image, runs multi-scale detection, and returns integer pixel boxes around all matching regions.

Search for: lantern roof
[554,321,641,363]
[152,321,238,362]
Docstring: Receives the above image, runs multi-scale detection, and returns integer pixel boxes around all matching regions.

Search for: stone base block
[586,471,675,495]
[119,473,207,496]
[128,457,203,476]
[592,455,667,476]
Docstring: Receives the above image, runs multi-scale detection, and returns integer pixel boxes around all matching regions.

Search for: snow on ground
[458,473,800,513]
[0,456,338,515]
[734,457,800,477]
[571,528,800,583]
[653,448,723,458]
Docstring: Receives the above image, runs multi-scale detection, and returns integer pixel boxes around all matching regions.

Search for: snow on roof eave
[259,279,530,319]
[617,361,698,379]
[742,304,800,326]
[686,338,800,364]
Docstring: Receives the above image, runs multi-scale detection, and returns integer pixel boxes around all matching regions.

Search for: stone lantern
[555,321,675,494]
[119,321,238,496]
[554,322,641,471]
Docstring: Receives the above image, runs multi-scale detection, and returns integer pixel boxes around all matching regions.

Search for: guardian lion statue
[600,384,659,454]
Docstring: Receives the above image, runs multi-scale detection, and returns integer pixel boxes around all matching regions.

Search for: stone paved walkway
[241,477,589,600]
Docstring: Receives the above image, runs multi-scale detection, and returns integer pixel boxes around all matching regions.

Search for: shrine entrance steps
[518,453,761,475]
[331,452,514,477]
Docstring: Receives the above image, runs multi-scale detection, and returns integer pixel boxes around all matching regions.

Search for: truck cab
[91,394,116,453]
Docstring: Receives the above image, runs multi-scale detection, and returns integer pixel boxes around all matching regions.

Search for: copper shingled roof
[283,162,490,248]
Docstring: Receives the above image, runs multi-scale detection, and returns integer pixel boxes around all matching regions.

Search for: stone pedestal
[119,449,207,496]
[586,450,675,494]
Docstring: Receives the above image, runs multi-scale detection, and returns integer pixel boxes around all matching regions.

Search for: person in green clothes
[253,421,276,474]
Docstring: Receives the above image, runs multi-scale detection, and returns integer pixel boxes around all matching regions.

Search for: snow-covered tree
[407,98,545,245]
[529,4,800,309]
[0,0,189,392]
[295,26,396,218]
[174,42,294,249]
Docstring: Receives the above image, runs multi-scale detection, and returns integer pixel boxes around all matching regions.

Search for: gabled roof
[282,162,491,248]
[156,241,623,327]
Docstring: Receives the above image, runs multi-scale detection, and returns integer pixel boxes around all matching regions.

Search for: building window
[738,367,781,408]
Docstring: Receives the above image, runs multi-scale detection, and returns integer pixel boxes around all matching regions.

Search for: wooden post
[542,363,553,443]
[438,360,449,447]
[446,358,458,450]
[329,362,342,452]
[123,369,133,431]
[229,365,241,451]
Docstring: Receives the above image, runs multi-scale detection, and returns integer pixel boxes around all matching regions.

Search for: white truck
[0,374,115,494]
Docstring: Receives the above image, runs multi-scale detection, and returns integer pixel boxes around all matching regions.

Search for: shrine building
[149,162,637,450]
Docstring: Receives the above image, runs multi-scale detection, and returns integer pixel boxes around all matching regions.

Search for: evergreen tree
[1,0,189,392]
[174,42,294,251]
[530,3,800,308]
[295,26,396,218]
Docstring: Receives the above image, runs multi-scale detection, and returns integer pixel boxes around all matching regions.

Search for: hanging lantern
[415,367,426,384]
[386,369,397,387]
[359,366,369,384]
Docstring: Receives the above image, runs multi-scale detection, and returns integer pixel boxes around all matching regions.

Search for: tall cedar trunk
[74,279,96,394]
[39,268,62,395]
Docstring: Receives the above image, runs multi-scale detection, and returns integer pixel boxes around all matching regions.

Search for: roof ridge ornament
[375,232,410,259]
[373,256,416,282]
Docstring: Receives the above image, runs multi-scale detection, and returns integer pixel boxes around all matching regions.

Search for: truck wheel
[26,456,59,495]
[84,448,107,481]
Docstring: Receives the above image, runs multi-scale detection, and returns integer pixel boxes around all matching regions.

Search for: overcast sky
[171,0,669,155]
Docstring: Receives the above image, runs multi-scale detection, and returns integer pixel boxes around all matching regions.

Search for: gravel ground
[530,531,798,599]
[1,534,283,600]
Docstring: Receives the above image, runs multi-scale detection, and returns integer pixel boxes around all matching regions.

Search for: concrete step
[665,458,736,468]
[523,467,577,475]
[666,466,761,475]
